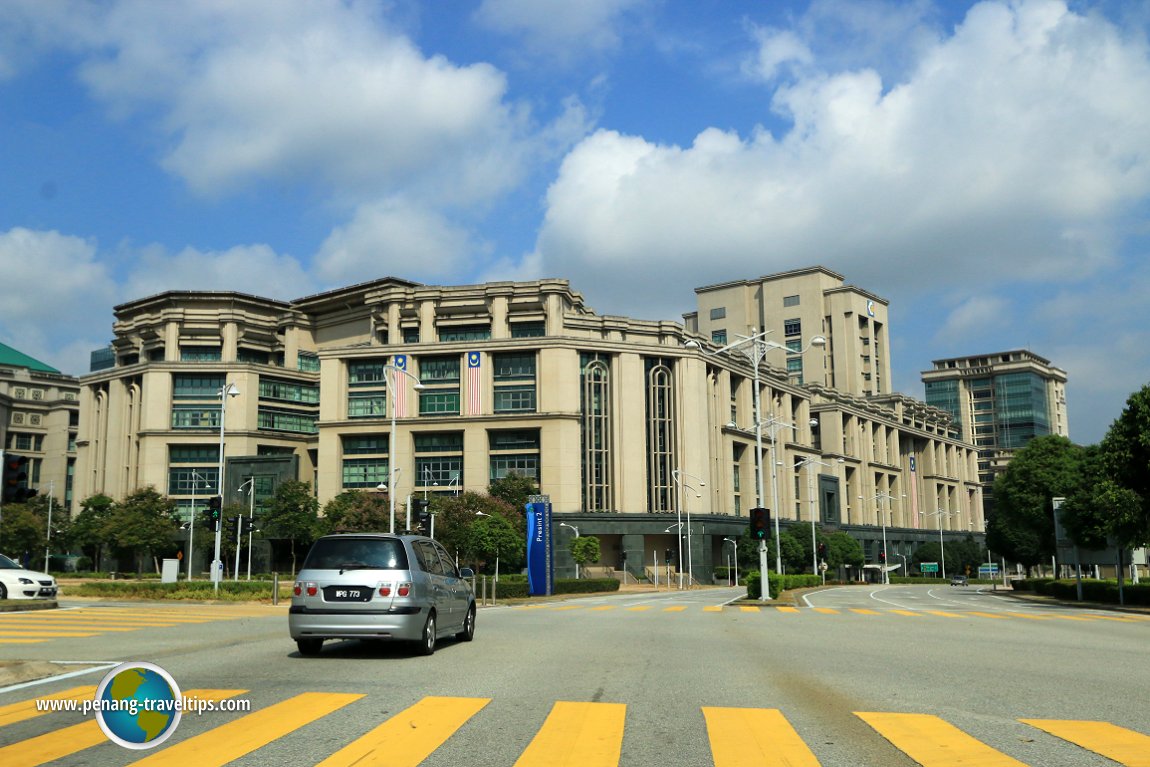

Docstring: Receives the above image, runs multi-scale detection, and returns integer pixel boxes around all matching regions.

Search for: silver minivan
[288,533,475,656]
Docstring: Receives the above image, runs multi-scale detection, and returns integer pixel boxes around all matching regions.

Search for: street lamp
[723,537,739,587]
[688,329,825,598]
[238,477,257,580]
[924,509,953,579]
[42,480,54,573]
[383,363,425,534]
[186,470,210,580]
[559,522,581,578]
[213,382,240,593]
[795,456,843,576]
[672,469,705,589]
[859,491,900,585]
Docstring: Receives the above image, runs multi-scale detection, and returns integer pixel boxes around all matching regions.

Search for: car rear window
[302,538,409,571]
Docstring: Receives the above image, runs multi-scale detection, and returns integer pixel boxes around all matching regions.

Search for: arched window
[580,354,612,511]
[645,360,675,512]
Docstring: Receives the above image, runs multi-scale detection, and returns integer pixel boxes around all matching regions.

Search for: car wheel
[0,582,7,600]
[456,604,476,642]
[418,611,436,656]
[296,638,323,656]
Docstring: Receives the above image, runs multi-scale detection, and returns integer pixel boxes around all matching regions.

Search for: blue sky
[2,0,1149,444]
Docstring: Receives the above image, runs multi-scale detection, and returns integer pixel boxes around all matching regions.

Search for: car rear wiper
[337,561,370,573]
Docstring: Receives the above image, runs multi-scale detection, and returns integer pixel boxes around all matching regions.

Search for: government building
[74,267,985,580]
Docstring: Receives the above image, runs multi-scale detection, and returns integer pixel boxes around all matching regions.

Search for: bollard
[272,572,279,605]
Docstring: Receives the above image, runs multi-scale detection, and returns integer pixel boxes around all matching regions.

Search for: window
[237,348,269,365]
[493,386,535,412]
[580,353,612,512]
[493,352,537,414]
[415,433,463,485]
[510,321,545,338]
[711,330,728,345]
[348,392,386,418]
[438,324,491,342]
[172,406,220,429]
[11,433,34,451]
[348,360,390,385]
[783,295,800,307]
[709,307,726,320]
[784,318,802,336]
[297,352,320,372]
[259,378,319,404]
[420,356,460,382]
[645,359,675,513]
[342,435,388,455]
[168,468,219,496]
[419,390,460,415]
[419,355,461,415]
[342,458,389,488]
[173,374,225,399]
[169,445,219,463]
[257,408,318,433]
[180,346,221,362]
[402,327,420,344]
[490,454,539,480]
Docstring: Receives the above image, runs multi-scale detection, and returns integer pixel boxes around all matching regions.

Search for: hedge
[68,580,292,601]
[1013,578,1150,606]
[474,576,620,599]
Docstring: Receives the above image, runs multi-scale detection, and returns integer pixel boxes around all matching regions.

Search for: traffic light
[223,515,239,538]
[2,453,37,503]
[241,517,258,534]
[412,499,431,533]
[749,507,771,540]
[664,548,673,565]
[879,551,886,564]
[818,542,828,560]
[199,506,216,530]
[206,496,222,532]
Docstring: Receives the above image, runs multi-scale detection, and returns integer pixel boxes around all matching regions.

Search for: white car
[0,554,58,599]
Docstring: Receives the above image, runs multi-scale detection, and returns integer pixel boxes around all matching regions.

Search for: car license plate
[324,586,371,602]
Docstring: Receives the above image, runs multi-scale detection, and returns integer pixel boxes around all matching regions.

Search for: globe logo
[94,662,183,749]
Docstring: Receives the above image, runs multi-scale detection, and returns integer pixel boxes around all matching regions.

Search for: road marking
[849,608,881,615]
[1002,612,1052,620]
[626,606,652,612]
[513,701,625,767]
[662,606,688,612]
[124,691,362,767]
[774,606,800,614]
[967,612,1011,620]
[0,630,100,637]
[589,606,617,611]
[891,610,923,617]
[1049,614,1095,622]
[317,696,490,767]
[703,606,723,612]
[553,605,583,611]
[923,611,963,618]
[1088,615,1138,623]
[857,712,1029,766]
[0,685,97,728]
[1022,719,1150,766]
[0,638,49,643]
[0,690,245,767]
[738,606,759,613]
[703,706,820,766]
[812,607,839,614]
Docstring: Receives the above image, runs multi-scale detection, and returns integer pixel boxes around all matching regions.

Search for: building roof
[0,342,60,373]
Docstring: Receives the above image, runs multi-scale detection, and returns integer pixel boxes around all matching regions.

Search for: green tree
[70,494,116,571]
[0,503,45,567]
[488,472,538,512]
[570,535,601,576]
[825,531,864,573]
[1099,383,1150,548]
[320,490,391,533]
[433,491,525,573]
[108,487,179,573]
[777,525,809,574]
[261,480,321,575]
[987,435,1086,570]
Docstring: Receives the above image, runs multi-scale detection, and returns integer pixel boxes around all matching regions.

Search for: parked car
[288,533,475,656]
[0,553,58,599]
[950,575,968,587]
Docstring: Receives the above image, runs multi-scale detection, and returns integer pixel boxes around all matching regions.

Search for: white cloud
[474,0,647,65]
[314,198,481,285]
[0,227,118,374]
[123,243,314,302]
[532,0,1150,321]
[932,294,1011,345]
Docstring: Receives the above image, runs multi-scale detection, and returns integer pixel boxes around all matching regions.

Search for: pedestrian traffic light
[818,542,827,560]
[664,548,673,565]
[749,507,771,540]
[2,453,37,503]
[412,498,431,533]
[205,496,222,532]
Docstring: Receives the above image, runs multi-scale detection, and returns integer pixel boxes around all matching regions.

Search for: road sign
[920,562,938,573]
[978,564,999,576]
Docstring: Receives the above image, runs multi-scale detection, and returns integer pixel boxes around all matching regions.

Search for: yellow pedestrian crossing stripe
[0,606,278,644]
[509,603,1150,622]
[3,687,1150,766]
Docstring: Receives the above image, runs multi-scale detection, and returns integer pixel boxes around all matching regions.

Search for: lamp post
[383,363,425,534]
[238,477,256,581]
[723,537,739,587]
[860,491,899,585]
[795,456,842,575]
[924,509,952,579]
[559,522,580,578]
[213,382,240,593]
[688,330,825,599]
[672,469,705,589]
[186,471,209,580]
[43,480,54,571]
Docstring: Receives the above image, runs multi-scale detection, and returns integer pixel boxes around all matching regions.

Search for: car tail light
[303,581,317,597]
[293,582,302,596]
[378,583,392,597]
[397,581,412,597]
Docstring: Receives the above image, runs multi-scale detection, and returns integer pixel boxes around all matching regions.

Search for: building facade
[0,342,80,511]
[75,273,984,580]
[922,350,1069,489]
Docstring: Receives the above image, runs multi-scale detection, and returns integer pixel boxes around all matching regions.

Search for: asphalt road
[1,585,1148,766]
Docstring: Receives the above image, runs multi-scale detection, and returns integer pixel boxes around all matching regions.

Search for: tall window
[259,377,319,404]
[711,330,727,345]
[645,359,675,513]
[415,432,463,486]
[297,352,320,372]
[493,352,536,413]
[341,435,388,489]
[173,373,225,399]
[348,359,390,419]
[489,429,540,481]
[419,356,461,415]
[784,318,802,336]
[580,353,612,512]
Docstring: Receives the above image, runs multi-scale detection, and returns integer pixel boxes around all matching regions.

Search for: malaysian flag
[393,355,407,417]
[467,351,482,415]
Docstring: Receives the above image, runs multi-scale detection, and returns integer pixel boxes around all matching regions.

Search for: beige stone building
[1,343,80,511]
[75,271,984,580]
